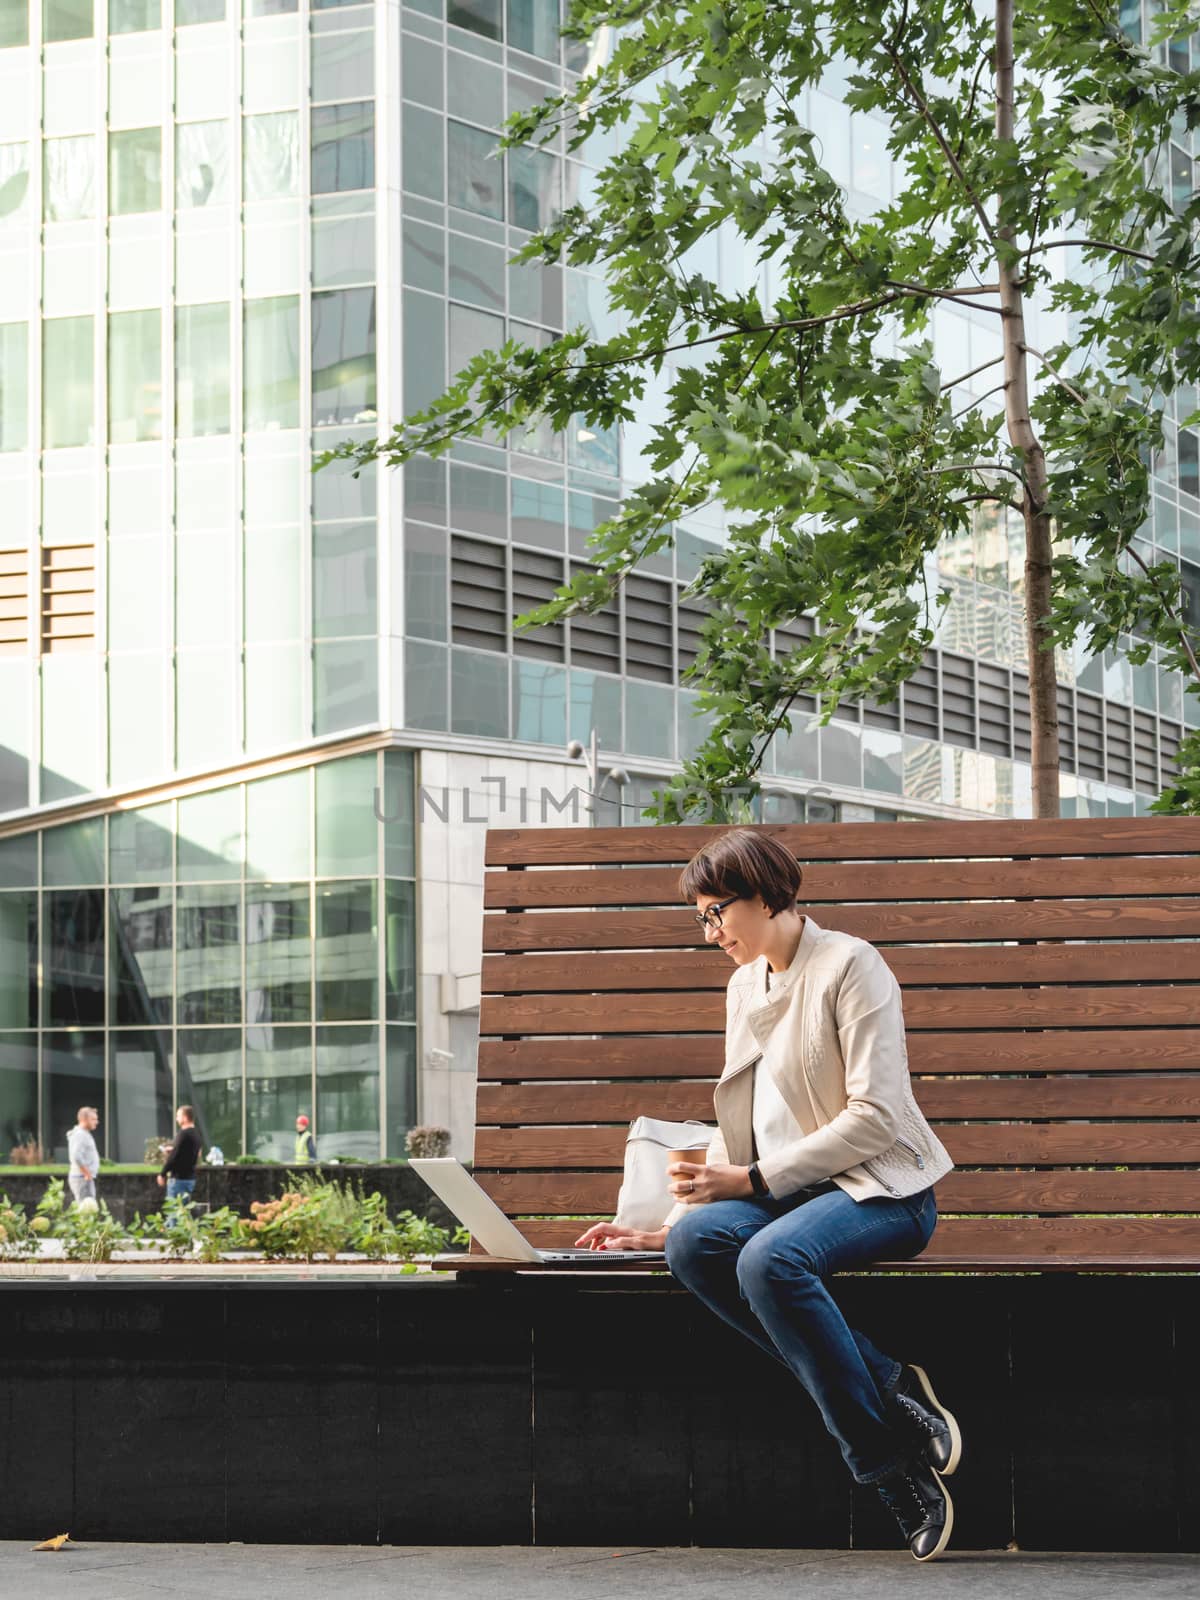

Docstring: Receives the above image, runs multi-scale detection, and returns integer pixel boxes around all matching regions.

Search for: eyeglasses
[695,895,740,931]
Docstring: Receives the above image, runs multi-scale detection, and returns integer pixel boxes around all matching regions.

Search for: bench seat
[440,817,1200,1275]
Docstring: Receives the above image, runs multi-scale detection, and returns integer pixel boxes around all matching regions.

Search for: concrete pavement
[2,1544,1198,1599]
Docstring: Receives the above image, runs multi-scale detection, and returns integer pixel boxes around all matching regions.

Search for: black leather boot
[890,1362,962,1476]
[875,1456,954,1562]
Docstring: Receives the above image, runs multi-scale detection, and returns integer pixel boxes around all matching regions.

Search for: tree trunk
[995,0,1060,818]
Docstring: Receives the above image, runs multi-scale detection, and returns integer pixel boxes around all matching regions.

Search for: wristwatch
[747,1161,769,1197]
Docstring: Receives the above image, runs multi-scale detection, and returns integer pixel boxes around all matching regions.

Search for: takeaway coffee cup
[667,1147,708,1196]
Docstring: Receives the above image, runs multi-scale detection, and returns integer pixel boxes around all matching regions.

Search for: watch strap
[747,1161,769,1197]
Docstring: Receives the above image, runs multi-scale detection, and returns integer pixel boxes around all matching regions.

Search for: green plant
[0,1193,34,1257]
[234,1154,265,1165]
[56,1197,123,1264]
[8,1138,45,1167]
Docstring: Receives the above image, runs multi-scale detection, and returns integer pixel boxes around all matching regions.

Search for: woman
[576,828,962,1562]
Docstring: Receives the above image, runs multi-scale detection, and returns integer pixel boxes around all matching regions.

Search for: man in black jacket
[157,1106,203,1203]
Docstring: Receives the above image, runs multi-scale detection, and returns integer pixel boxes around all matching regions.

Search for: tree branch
[951,381,1010,419]
[930,461,1027,484]
[1124,541,1200,686]
[939,354,1006,391]
[884,279,1005,314]
[1022,237,1156,265]
[1020,343,1089,406]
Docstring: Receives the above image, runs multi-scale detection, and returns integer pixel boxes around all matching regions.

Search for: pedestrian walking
[67,1106,101,1204]
[294,1114,317,1164]
[157,1105,203,1202]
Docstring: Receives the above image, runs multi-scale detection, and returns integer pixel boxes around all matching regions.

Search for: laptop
[410,1157,667,1265]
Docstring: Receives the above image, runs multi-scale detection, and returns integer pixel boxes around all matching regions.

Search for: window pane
[314,637,377,733]
[176,119,230,209]
[402,103,443,200]
[508,145,556,232]
[243,295,299,430]
[385,1024,416,1158]
[246,768,310,881]
[315,752,377,876]
[0,142,30,225]
[109,127,161,215]
[384,878,415,1021]
[311,29,373,102]
[514,659,566,745]
[311,286,375,426]
[451,647,508,736]
[315,879,377,1020]
[446,51,501,127]
[244,112,299,201]
[448,120,503,218]
[0,893,37,1029]
[175,302,231,436]
[178,786,243,881]
[449,302,502,379]
[404,638,448,730]
[403,289,444,414]
[507,0,558,59]
[44,0,92,41]
[0,834,37,890]
[108,309,162,443]
[45,889,105,1026]
[42,1032,105,1162]
[110,888,173,1024]
[246,1023,311,1159]
[176,0,223,21]
[404,521,447,641]
[109,0,159,31]
[247,0,295,13]
[382,750,414,876]
[311,100,374,193]
[177,530,235,646]
[0,1034,37,1160]
[448,234,504,312]
[312,212,374,287]
[178,884,242,1023]
[244,525,300,640]
[42,316,94,449]
[246,882,311,1023]
[0,0,29,45]
[177,1027,241,1158]
[447,0,499,40]
[0,322,27,451]
[109,1029,174,1161]
[313,520,376,638]
[316,1023,378,1159]
[177,650,237,770]
[43,135,96,222]
[44,818,104,886]
[109,802,173,883]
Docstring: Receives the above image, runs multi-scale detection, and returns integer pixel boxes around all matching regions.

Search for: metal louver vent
[623,574,673,682]
[901,654,938,740]
[450,536,507,653]
[1055,684,1074,771]
[567,561,619,674]
[977,661,1011,756]
[1104,704,1132,787]
[772,615,815,710]
[510,547,565,662]
[677,593,709,675]
[1075,691,1104,780]
[1133,710,1158,794]
[1159,722,1182,786]
[940,653,976,749]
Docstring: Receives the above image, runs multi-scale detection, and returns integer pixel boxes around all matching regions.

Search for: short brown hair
[177,1105,196,1122]
[678,828,803,915]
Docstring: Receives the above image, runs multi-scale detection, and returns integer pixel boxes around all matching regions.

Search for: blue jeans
[666,1182,938,1484]
[166,1177,196,1201]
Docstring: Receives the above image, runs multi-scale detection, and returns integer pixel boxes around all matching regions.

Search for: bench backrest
[475,817,1200,1269]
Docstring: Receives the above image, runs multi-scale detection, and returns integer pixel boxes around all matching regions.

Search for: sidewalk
[3,1544,1198,1599]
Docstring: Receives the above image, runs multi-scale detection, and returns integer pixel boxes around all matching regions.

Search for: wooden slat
[475,1169,1200,1216]
[472,1122,1200,1170]
[482,898,1200,952]
[483,856,1200,910]
[481,943,1200,994]
[441,1215,1200,1269]
[484,817,1200,867]
[475,1075,1200,1125]
[480,984,1200,1037]
[477,1030,1200,1081]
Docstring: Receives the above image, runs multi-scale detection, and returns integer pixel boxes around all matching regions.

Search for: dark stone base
[0,1274,1195,1550]
[0,1164,455,1231]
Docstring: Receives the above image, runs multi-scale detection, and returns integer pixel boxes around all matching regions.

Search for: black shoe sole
[909,1363,963,1477]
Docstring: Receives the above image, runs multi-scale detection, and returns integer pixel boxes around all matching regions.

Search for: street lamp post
[566,730,628,825]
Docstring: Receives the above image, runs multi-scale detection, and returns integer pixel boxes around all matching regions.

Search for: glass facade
[0,749,416,1161]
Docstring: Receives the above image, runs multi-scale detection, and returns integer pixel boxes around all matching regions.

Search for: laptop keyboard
[541,1249,665,1261]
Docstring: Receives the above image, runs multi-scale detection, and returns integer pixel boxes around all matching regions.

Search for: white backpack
[613,1116,714,1232]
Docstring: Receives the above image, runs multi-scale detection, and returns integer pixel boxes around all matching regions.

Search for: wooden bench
[445,816,1200,1273]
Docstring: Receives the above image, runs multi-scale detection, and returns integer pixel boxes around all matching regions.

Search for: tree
[323,0,1200,821]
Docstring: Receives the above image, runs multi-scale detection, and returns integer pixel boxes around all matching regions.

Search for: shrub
[8,1138,45,1166]
[405,1125,451,1159]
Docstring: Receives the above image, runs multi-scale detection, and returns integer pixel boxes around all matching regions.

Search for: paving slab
[2,1543,1198,1600]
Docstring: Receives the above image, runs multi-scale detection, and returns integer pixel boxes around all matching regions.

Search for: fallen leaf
[33,1533,73,1552]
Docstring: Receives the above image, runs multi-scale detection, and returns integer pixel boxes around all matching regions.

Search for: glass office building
[0,0,1193,1159]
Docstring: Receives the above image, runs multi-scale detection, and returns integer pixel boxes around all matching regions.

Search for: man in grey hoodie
[67,1106,101,1203]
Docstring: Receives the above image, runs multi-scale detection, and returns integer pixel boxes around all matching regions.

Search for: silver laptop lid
[410,1157,542,1262]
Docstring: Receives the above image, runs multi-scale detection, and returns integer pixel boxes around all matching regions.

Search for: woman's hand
[668,1161,755,1204]
[574,1221,669,1251]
